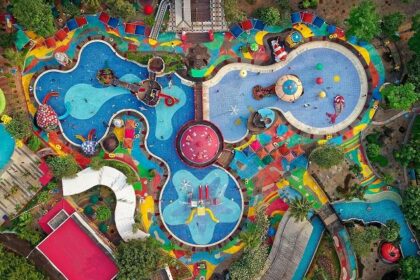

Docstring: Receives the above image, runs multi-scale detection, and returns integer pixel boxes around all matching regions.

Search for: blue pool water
[34,41,243,246]
[333,200,420,257]
[0,125,15,171]
[293,216,325,280]
[208,46,363,141]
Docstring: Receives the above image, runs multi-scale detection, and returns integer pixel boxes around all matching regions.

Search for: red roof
[38,160,53,186]
[37,215,118,280]
[279,144,290,156]
[241,19,253,31]
[99,12,110,24]
[75,16,87,27]
[55,29,68,41]
[125,23,136,34]
[381,242,401,263]
[45,37,56,48]
[302,12,314,24]
[38,199,75,234]
[128,43,138,51]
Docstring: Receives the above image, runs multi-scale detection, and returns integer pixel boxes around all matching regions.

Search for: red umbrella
[144,4,153,15]
[380,242,401,263]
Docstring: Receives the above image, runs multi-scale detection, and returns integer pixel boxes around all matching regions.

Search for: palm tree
[3,48,26,70]
[289,197,313,222]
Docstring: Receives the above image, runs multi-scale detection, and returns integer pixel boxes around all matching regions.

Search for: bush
[381,83,419,111]
[366,143,381,159]
[394,138,420,168]
[95,205,112,222]
[106,0,136,21]
[27,135,42,152]
[400,256,420,280]
[37,191,50,204]
[229,244,269,280]
[373,155,389,167]
[90,156,106,170]
[126,52,153,65]
[0,31,16,48]
[12,0,55,37]
[382,12,405,40]
[84,205,94,216]
[222,0,246,23]
[349,226,380,256]
[345,0,381,42]
[46,155,79,179]
[255,7,281,26]
[380,220,400,242]
[309,145,344,168]
[116,238,175,279]
[5,112,32,140]
[239,206,269,249]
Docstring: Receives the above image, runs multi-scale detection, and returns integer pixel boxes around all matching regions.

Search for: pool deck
[202,40,369,136]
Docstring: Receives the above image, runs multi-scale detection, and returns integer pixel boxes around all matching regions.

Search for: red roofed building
[36,200,118,280]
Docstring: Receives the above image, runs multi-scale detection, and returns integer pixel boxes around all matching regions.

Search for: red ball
[144,4,154,15]
[316,77,323,84]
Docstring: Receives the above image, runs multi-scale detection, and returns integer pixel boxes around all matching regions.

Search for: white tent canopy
[62,167,149,241]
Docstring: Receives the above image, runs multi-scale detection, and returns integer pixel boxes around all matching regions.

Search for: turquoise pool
[333,200,420,257]
[0,124,15,171]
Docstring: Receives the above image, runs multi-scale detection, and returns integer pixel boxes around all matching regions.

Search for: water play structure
[253,74,303,103]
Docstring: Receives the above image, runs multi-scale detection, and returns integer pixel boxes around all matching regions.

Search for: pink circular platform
[177,121,223,167]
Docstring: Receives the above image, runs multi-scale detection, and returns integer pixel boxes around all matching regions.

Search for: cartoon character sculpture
[76,129,98,156]
[326,95,345,124]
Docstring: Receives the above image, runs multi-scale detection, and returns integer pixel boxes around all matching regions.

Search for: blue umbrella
[327,25,336,34]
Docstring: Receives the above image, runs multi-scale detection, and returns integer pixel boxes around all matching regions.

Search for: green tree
[337,183,368,201]
[0,31,17,48]
[116,238,173,279]
[382,12,405,40]
[402,186,420,230]
[366,143,380,160]
[380,220,400,242]
[255,7,281,26]
[289,197,313,222]
[309,145,345,168]
[84,205,94,216]
[407,56,420,92]
[300,0,319,9]
[349,164,362,177]
[106,0,136,21]
[239,205,269,249]
[345,0,381,42]
[0,245,46,280]
[409,30,420,55]
[15,212,43,246]
[229,244,269,280]
[95,205,112,222]
[222,0,245,23]
[394,138,420,168]
[400,256,420,280]
[82,0,101,10]
[46,155,79,179]
[381,83,419,110]
[3,48,26,69]
[37,191,50,204]
[27,135,42,152]
[5,112,32,140]
[11,0,55,37]
[349,226,380,256]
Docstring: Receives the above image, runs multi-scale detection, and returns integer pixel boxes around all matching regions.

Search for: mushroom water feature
[76,129,98,156]
[36,92,60,131]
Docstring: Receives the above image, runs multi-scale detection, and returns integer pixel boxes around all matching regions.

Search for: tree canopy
[289,197,313,222]
[222,0,245,24]
[46,155,79,179]
[382,12,405,40]
[400,256,420,280]
[255,7,281,26]
[381,83,419,111]
[407,56,420,92]
[105,0,136,21]
[402,186,420,230]
[95,205,112,222]
[11,0,55,37]
[116,238,173,280]
[380,220,400,242]
[309,145,345,168]
[345,0,381,42]
[409,15,420,55]
[394,138,420,168]
[0,245,46,280]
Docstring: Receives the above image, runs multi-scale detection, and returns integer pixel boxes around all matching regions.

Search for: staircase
[149,0,171,40]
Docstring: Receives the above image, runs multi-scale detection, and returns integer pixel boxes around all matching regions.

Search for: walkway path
[149,0,171,40]
[62,166,150,241]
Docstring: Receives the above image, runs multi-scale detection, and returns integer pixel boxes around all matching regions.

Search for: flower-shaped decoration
[162,169,242,246]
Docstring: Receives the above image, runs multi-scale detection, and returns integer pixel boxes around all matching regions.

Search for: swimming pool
[204,41,368,142]
[0,124,15,171]
[34,40,243,247]
[333,200,420,257]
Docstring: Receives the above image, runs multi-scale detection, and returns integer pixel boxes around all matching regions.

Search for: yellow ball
[334,75,341,83]
[319,91,326,99]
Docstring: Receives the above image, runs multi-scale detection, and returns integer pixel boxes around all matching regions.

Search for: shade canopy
[275,74,303,102]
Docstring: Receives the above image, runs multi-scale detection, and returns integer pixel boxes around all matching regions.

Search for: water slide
[149,0,171,40]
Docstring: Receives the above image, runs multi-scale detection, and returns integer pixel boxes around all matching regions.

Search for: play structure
[185,185,220,223]
[253,74,303,103]
[326,95,345,124]
[36,92,60,131]
[271,38,288,62]
[76,129,98,156]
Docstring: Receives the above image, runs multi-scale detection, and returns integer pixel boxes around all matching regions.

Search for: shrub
[90,156,106,170]
[0,245,47,279]
[345,0,381,42]
[309,145,344,168]
[229,244,269,280]
[402,186,420,230]
[12,0,55,37]
[84,205,94,216]
[96,205,112,222]
[46,155,79,179]
[382,12,405,40]
[380,220,400,242]
[255,7,282,26]
[400,256,420,280]
[27,135,42,152]
[5,112,32,140]
[381,83,419,111]
[349,226,380,256]
[366,143,380,159]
